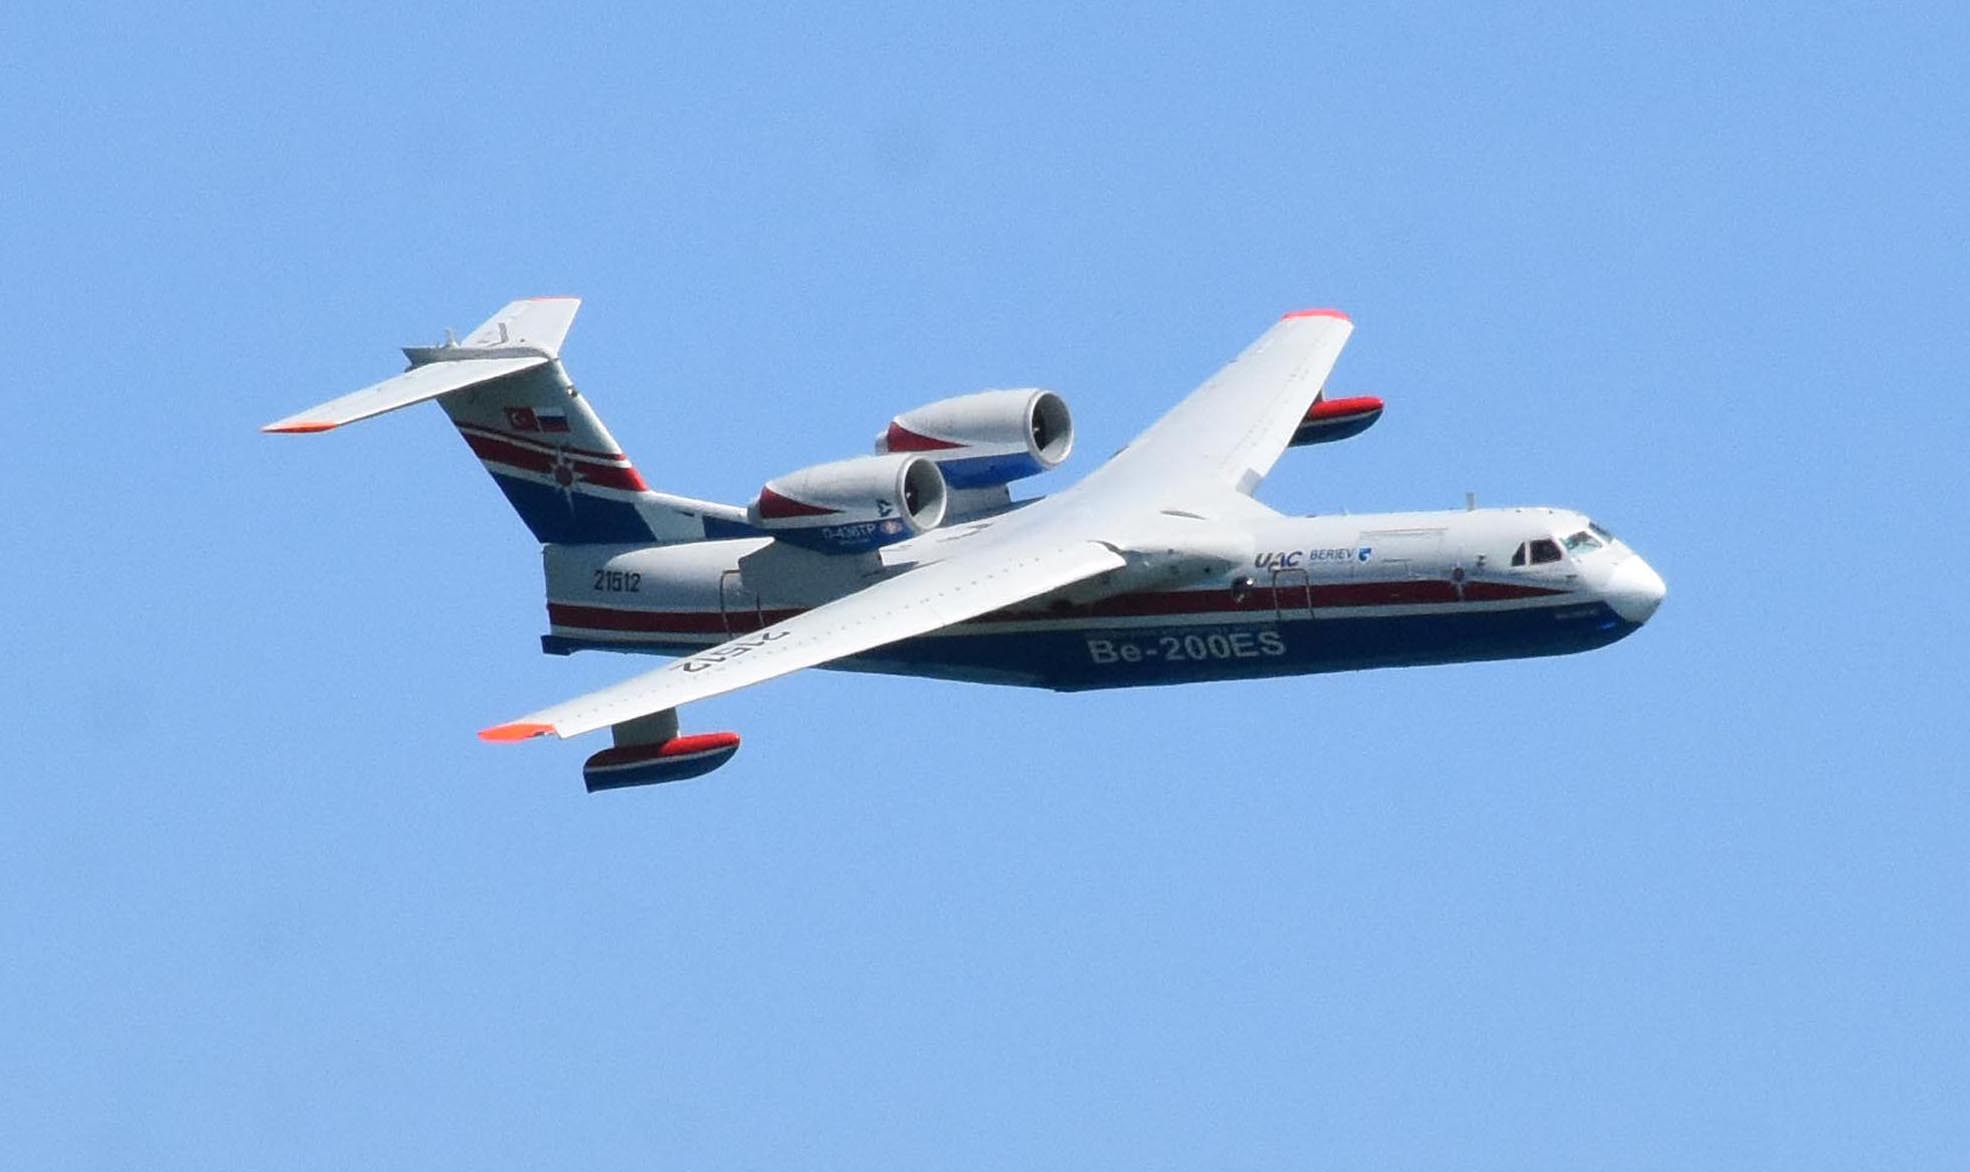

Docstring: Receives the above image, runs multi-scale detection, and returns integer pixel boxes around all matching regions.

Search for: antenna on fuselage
[1465,491,1477,512]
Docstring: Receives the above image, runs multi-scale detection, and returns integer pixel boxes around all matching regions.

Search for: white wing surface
[1080,308,1353,502]
[483,536,1125,740]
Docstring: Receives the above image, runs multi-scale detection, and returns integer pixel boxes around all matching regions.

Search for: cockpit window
[1589,521,1615,541]
[1564,529,1604,553]
[1510,539,1564,567]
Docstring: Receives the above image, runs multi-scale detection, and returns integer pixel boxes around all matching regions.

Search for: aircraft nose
[1604,555,1667,624]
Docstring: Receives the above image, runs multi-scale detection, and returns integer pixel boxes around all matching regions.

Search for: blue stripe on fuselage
[540,602,1643,690]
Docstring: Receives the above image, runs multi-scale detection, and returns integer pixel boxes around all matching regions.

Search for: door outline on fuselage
[718,569,763,635]
[1271,568,1312,621]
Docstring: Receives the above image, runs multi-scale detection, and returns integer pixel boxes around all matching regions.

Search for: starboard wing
[1083,308,1353,501]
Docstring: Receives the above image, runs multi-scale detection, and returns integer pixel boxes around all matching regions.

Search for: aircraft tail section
[264,298,748,546]
[433,346,680,545]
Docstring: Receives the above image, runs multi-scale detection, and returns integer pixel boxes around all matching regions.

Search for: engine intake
[749,452,947,553]
[877,388,1074,488]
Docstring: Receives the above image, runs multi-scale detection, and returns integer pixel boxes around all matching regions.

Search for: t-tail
[263,297,747,545]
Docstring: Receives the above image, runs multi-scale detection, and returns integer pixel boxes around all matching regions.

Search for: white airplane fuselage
[539,504,1666,691]
[267,298,1672,788]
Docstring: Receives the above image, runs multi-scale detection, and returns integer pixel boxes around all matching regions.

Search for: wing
[482,534,1124,741]
[1085,308,1353,501]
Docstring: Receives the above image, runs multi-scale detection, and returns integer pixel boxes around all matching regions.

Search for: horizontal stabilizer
[262,297,581,434]
[262,355,547,433]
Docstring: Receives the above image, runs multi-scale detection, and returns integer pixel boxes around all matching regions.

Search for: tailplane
[265,298,747,545]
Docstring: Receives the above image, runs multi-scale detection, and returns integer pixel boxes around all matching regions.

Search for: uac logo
[1357,547,1373,562]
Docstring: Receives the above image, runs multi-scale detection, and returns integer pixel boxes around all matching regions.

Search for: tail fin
[265,298,747,546]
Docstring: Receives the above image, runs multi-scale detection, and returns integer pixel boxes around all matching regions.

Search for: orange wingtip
[479,721,556,743]
[262,421,337,434]
[1282,307,1350,322]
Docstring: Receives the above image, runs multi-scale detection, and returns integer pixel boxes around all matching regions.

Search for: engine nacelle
[749,452,947,554]
[877,388,1074,488]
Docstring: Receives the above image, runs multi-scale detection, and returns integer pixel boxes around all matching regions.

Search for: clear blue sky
[4,3,1966,1167]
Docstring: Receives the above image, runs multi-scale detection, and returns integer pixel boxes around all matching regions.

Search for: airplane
[266,297,1666,792]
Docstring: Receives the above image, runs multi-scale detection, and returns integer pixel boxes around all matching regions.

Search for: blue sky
[4,2,1966,1167]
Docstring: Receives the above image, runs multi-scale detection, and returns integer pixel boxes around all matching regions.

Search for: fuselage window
[1529,538,1563,565]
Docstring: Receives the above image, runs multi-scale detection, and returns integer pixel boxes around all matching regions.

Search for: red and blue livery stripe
[453,421,660,544]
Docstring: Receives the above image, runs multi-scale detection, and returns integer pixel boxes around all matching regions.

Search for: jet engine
[877,388,1074,488]
[749,452,948,554]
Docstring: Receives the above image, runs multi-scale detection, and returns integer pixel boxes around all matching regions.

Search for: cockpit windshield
[1512,522,1616,568]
